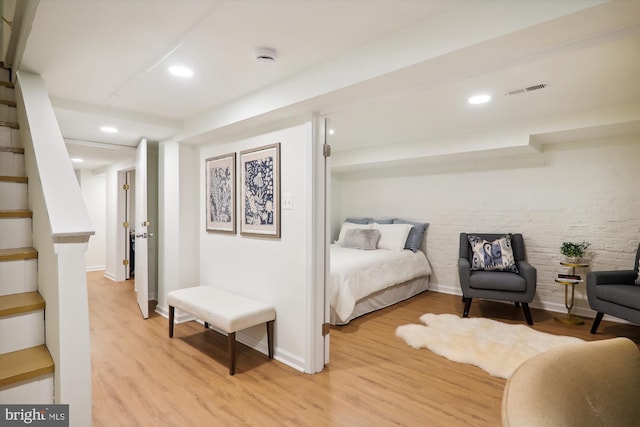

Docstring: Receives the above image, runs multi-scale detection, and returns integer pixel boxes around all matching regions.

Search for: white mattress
[330,244,431,322]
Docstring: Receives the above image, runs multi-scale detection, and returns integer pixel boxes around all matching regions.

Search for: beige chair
[502,338,640,427]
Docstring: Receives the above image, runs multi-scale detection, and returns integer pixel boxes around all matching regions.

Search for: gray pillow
[345,217,371,225]
[393,219,429,252]
[342,229,381,250]
[372,218,394,224]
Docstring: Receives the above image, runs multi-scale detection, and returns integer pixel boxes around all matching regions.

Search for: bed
[329,219,431,325]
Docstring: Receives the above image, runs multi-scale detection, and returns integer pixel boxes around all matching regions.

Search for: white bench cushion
[167,286,275,333]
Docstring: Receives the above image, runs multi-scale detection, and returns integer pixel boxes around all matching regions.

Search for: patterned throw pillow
[468,234,519,273]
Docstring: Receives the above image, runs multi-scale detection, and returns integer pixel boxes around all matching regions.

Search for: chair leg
[522,303,533,325]
[463,298,472,317]
[514,301,520,308]
[591,312,604,334]
[266,320,274,359]
[228,332,237,376]
[169,306,175,338]
[461,296,467,303]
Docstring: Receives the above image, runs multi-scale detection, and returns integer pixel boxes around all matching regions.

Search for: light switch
[282,193,293,210]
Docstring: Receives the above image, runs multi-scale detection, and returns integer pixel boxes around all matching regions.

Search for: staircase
[0,63,54,403]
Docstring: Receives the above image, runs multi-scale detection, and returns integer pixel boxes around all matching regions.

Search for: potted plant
[560,241,591,262]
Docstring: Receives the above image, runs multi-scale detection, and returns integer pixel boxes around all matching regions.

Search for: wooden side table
[554,262,589,325]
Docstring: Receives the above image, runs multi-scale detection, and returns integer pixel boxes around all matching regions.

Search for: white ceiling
[15,0,640,171]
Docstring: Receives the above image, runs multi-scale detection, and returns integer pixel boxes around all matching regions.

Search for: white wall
[79,169,106,271]
[199,122,313,372]
[333,136,640,318]
[156,141,199,316]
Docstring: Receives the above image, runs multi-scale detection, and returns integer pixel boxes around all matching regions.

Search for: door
[135,138,149,318]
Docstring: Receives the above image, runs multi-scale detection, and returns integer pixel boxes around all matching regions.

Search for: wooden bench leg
[266,320,274,359]
[228,332,236,375]
[169,306,175,338]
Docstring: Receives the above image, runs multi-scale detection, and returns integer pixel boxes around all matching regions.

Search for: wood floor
[88,271,640,426]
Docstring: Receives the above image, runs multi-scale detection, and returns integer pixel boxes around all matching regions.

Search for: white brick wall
[333,137,640,318]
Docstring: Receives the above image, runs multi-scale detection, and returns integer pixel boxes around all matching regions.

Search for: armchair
[502,337,640,426]
[587,243,640,334]
[459,233,536,325]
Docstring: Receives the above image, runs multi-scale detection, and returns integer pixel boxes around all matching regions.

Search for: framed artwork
[240,143,280,238]
[205,152,236,233]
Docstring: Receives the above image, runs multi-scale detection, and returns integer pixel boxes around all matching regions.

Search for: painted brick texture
[333,138,640,318]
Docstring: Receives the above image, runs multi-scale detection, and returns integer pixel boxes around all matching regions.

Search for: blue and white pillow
[468,234,519,273]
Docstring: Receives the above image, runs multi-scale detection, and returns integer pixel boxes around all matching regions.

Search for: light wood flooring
[88,271,640,426]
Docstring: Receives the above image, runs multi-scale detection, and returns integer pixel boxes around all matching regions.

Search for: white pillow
[337,222,371,245]
[372,223,413,251]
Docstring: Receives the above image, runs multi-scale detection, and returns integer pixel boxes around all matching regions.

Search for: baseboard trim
[428,287,633,325]
[103,271,117,282]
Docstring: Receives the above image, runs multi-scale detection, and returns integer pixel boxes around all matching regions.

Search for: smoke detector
[255,47,277,63]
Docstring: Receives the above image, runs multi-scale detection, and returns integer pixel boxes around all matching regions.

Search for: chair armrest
[458,257,471,293]
[587,270,638,286]
[516,261,537,300]
[517,261,536,282]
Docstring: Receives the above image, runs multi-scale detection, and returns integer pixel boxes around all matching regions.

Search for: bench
[166,286,276,375]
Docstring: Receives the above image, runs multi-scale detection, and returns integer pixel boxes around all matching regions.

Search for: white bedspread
[330,245,431,322]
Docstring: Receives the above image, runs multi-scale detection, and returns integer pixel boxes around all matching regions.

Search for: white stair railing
[16,71,94,427]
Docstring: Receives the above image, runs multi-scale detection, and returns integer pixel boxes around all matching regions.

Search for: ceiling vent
[505,83,548,96]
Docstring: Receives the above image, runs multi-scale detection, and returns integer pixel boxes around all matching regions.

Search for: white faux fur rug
[396,313,584,379]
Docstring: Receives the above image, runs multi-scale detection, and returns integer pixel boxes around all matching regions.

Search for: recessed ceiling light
[168,65,194,78]
[328,129,335,135]
[100,126,118,133]
[71,158,84,163]
[468,94,491,105]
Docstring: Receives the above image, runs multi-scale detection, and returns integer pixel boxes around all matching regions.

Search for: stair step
[0,146,23,154]
[0,291,45,317]
[0,99,15,107]
[0,121,18,129]
[0,345,54,388]
[0,247,38,262]
[0,210,32,218]
[0,175,27,183]
[0,81,14,89]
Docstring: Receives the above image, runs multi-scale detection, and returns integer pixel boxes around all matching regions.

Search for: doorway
[123,169,136,280]
[114,140,158,318]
